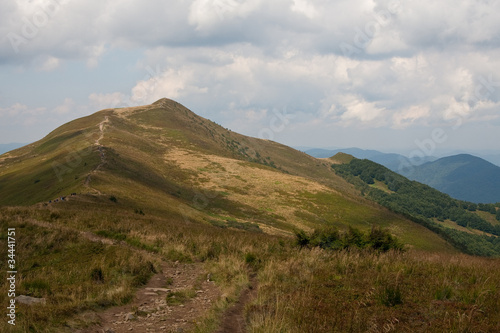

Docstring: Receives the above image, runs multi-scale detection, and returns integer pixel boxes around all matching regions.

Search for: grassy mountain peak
[0,99,455,252]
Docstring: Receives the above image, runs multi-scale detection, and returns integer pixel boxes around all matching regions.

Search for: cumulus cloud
[339,96,387,126]
[88,92,129,110]
[2,0,500,62]
[290,0,318,19]
[1,0,500,149]
[84,42,499,141]
[392,105,430,129]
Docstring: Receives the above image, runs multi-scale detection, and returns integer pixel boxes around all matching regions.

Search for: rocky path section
[19,217,223,332]
[81,262,220,333]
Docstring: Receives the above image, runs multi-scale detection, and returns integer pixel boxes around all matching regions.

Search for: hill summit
[0,98,455,251]
[404,154,500,203]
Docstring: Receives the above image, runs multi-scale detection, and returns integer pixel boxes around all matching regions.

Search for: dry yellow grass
[248,249,500,332]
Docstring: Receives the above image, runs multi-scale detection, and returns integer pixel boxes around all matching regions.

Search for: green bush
[22,280,52,297]
[366,226,404,252]
[310,227,341,250]
[295,226,403,252]
[245,252,257,264]
[295,230,310,248]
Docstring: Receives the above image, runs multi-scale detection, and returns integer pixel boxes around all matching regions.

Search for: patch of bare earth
[81,262,220,333]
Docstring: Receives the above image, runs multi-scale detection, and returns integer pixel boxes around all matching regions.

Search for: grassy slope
[0,111,107,205]
[332,158,500,257]
[0,203,497,332]
[0,99,455,253]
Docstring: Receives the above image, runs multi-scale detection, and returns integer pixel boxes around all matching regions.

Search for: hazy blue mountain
[404,154,500,204]
[0,143,26,155]
[432,149,500,168]
[305,148,436,171]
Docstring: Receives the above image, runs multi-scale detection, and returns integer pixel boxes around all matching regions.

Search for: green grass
[369,180,393,194]
[475,210,500,226]
[0,201,499,332]
[248,249,500,332]
[295,190,458,253]
[0,211,159,332]
[329,152,354,164]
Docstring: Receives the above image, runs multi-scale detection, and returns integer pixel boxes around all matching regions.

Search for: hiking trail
[84,116,109,191]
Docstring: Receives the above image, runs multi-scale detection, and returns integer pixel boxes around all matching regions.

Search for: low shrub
[295,225,404,252]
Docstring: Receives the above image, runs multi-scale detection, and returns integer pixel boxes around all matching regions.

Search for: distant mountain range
[305,148,500,204]
[0,143,26,155]
[403,154,500,204]
[304,148,437,171]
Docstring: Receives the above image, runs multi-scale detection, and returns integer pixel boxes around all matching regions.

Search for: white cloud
[291,0,318,19]
[188,0,240,30]
[341,97,386,125]
[392,105,430,129]
[1,0,500,149]
[130,67,208,105]
[0,103,46,118]
[1,0,499,65]
[35,55,60,71]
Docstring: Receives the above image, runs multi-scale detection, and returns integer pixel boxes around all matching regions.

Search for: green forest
[332,158,500,257]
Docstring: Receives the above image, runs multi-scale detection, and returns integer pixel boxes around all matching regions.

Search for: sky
[1,0,500,156]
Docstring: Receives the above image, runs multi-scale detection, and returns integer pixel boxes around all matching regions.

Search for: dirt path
[216,271,258,333]
[81,262,220,333]
[81,263,220,333]
[85,116,109,189]
[26,216,260,333]
[20,217,222,332]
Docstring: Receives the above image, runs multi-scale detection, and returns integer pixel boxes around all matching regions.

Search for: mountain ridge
[0,98,456,253]
[404,153,500,204]
[305,147,437,171]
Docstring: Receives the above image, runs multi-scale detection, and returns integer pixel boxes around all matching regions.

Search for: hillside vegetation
[1,203,500,332]
[332,157,500,257]
[0,99,453,251]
